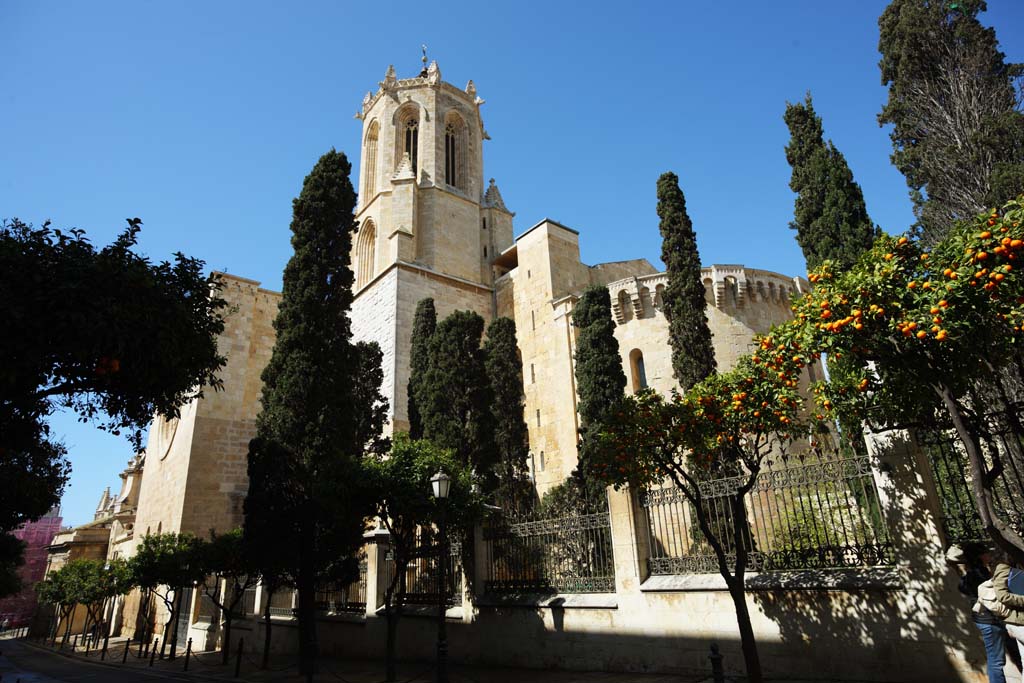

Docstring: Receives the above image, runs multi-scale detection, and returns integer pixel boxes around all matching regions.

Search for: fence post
[123,638,130,663]
[184,638,192,671]
[234,637,244,678]
[709,642,724,683]
[862,427,982,676]
[363,527,390,617]
[149,638,158,667]
[606,486,642,595]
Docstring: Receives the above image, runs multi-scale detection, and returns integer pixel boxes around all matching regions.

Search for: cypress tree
[562,285,626,509]
[483,317,531,511]
[878,0,1024,243]
[657,172,716,391]
[407,298,436,439]
[574,286,626,426]
[419,310,498,480]
[784,95,879,272]
[243,150,386,678]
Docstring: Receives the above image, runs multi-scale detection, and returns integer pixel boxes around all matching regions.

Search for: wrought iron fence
[917,409,1024,544]
[483,511,615,593]
[383,538,463,606]
[314,560,368,614]
[267,588,295,618]
[639,449,894,575]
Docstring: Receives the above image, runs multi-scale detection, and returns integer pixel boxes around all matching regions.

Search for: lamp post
[430,470,451,683]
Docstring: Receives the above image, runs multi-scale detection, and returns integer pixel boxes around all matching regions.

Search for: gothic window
[356,219,377,289]
[396,109,419,173]
[444,113,467,191]
[629,349,648,393]
[363,120,379,201]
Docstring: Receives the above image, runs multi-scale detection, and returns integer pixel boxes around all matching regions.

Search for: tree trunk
[935,383,1024,563]
[222,612,233,664]
[385,608,398,682]
[297,531,318,678]
[726,579,763,683]
[262,592,272,670]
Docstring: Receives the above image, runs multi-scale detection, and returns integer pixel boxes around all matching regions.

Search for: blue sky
[3,1,1022,526]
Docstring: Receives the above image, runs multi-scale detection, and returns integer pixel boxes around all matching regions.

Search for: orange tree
[590,352,809,683]
[779,196,1024,563]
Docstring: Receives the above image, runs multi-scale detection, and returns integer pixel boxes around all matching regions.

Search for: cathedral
[103,56,804,645]
[57,61,980,681]
[41,58,991,683]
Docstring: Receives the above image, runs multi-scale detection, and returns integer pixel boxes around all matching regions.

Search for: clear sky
[3,0,1022,527]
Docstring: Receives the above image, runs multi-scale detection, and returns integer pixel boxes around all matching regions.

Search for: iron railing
[639,449,894,575]
[917,409,1024,544]
[483,511,615,593]
[266,588,295,618]
[314,561,368,614]
[383,539,463,607]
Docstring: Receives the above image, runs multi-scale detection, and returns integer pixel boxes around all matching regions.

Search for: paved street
[0,635,901,683]
[0,636,705,683]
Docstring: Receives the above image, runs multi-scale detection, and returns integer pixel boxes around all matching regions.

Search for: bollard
[72,634,78,650]
[183,638,192,671]
[123,638,130,664]
[138,637,144,659]
[709,642,725,683]
[101,630,109,661]
[85,633,91,657]
[234,637,243,678]
[149,638,159,667]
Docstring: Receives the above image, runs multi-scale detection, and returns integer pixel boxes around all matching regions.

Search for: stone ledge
[476,592,618,609]
[640,567,903,592]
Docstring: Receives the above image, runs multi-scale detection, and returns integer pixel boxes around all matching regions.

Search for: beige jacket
[993,563,1024,626]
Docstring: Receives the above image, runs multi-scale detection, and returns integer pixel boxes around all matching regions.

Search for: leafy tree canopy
[878,0,1024,243]
[0,218,228,450]
[779,196,1024,562]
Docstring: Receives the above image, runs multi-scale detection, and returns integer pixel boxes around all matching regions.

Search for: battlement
[606,265,808,324]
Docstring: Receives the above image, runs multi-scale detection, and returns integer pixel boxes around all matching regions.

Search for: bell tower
[350,59,515,433]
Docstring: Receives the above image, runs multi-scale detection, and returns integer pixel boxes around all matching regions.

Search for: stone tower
[351,61,515,433]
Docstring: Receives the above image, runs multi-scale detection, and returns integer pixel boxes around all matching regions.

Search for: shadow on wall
[752,431,990,682]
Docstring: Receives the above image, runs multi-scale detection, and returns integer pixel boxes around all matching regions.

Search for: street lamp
[430,470,451,683]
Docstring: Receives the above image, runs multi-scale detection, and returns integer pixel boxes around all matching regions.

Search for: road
[0,637,198,682]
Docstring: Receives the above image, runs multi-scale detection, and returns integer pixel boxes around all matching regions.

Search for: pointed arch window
[402,115,418,173]
[443,113,467,191]
[363,120,379,201]
[356,220,377,289]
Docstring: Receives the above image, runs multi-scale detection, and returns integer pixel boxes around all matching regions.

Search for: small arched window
[356,220,377,289]
[629,349,648,392]
[363,120,379,201]
[654,284,666,310]
[618,290,633,321]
